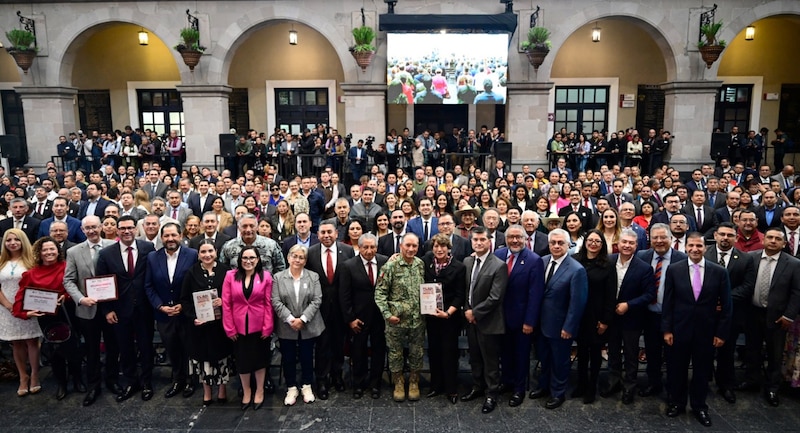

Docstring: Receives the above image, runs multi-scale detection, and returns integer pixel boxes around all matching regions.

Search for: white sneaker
[284,386,299,406]
[301,384,315,403]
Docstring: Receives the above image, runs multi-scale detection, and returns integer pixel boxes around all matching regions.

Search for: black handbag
[39,304,80,359]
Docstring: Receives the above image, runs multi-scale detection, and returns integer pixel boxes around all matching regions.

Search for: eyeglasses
[585,238,603,244]
[241,257,259,261]
[271,187,279,191]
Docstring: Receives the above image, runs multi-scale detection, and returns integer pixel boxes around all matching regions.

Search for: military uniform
[219,234,286,273]
[375,255,426,372]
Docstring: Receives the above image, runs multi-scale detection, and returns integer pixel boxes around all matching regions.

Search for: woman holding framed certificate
[0,229,39,397]
[13,236,82,401]
[180,240,233,406]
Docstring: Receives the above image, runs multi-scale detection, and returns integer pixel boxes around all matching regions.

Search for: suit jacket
[609,254,655,330]
[30,200,53,220]
[165,206,194,228]
[421,252,466,317]
[67,202,81,218]
[95,240,156,319]
[145,182,168,200]
[378,232,405,257]
[0,216,41,245]
[121,206,148,222]
[406,216,439,244]
[271,268,325,340]
[684,204,716,234]
[651,210,698,232]
[464,253,507,335]
[63,239,115,319]
[754,206,784,233]
[495,247,544,330]
[78,198,111,220]
[705,248,755,304]
[714,206,733,224]
[706,191,727,209]
[144,247,198,322]
[188,232,232,252]
[539,255,588,339]
[685,179,707,194]
[558,204,593,232]
[136,235,163,251]
[489,230,506,250]
[222,225,238,239]
[339,254,389,326]
[527,231,550,257]
[221,269,274,337]
[749,251,800,328]
[38,215,86,243]
[305,242,355,319]
[424,234,473,262]
[187,194,218,220]
[604,192,635,210]
[281,234,320,259]
[662,259,732,342]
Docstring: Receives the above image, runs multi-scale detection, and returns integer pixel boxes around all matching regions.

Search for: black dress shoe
[735,381,759,392]
[481,397,497,414]
[583,392,596,405]
[545,396,565,409]
[264,377,275,394]
[718,388,736,404]
[353,388,363,399]
[765,391,780,407]
[638,385,662,397]
[317,382,329,400]
[182,384,196,398]
[115,385,139,403]
[55,384,68,401]
[528,388,549,399]
[83,388,100,406]
[332,377,346,392]
[694,409,712,427]
[666,404,684,417]
[141,385,154,401]
[600,383,622,398]
[460,388,485,402]
[73,378,87,393]
[448,394,458,404]
[164,382,183,399]
[253,401,263,411]
[106,382,123,395]
[426,390,442,398]
[370,388,381,399]
[508,392,525,407]
[621,390,634,405]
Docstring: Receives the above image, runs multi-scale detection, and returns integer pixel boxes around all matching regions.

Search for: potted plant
[521,27,552,71]
[697,22,726,69]
[174,27,205,71]
[350,25,376,71]
[5,29,38,74]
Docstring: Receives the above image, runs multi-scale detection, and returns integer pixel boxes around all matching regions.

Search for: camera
[365,136,376,150]
[344,133,353,147]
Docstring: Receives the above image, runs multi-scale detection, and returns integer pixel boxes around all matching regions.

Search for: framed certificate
[22,287,60,315]
[193,289,220,322]
[420,283,443,315]
[85,274,118,302]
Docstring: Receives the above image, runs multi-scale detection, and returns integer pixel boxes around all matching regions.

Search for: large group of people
[0,123,798,429]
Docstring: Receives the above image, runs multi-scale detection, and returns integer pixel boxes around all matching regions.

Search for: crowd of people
[0,123,798,428]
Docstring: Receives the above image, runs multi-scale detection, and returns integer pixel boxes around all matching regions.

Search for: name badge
[303,283,308,289]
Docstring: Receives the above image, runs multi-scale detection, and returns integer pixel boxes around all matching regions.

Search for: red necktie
[652,255,663,304]
[790,231,797,256]
[507,254,514,276]
[38,203,44,215]
[584,198,589,208]
[527,236,532,251]
[172,208,177,219]
[367,261,375,286]
[326,249,334,285]
[127,246,135,277]
[616,196,621,208]
[673,239,680,250]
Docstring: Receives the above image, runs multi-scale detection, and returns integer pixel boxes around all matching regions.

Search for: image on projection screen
[386,33,508,105]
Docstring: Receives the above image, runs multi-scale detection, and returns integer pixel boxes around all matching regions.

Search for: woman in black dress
[180,240,234,406]
[572,229,616,404]
[422,233,466,404]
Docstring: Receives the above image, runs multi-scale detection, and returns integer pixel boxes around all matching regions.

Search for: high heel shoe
[17,388,29,397]
[29,385,41,394]
[241,401,252,411]
[253,401,263,411]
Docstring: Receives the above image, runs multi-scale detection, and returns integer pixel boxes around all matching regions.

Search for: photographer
[348,139,368,183]
[235,135,253,177]
[365,136,386,174]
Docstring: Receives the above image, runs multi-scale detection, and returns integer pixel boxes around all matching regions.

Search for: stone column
[660,81,722,171]
[340,83,386,140]
[176,84,232,168]
[505,81,555,169]
[15,86,78,168]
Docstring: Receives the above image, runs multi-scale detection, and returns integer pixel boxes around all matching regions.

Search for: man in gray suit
[461,226,508,414]
[166,190,194,228]
[63,215,120,406]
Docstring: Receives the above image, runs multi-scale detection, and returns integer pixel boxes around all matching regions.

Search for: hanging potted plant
[5,29,38,74]
[174,27,205,71]
[697,22,726,69]
[521,27,552,71]
[350,25,376,71]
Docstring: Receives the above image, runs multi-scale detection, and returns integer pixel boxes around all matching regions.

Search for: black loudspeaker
[219,133,236,157]
[494,142,512,164]
[710,132,729,160]
[0,135,22,160]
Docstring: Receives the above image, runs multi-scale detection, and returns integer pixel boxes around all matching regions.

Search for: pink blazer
[221,269,274,338]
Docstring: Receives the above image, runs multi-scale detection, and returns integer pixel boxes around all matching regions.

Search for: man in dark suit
[739,228,800,406]
[603,230,655,404]
[686,190,716,234]
[423,213,472,261]
[662,232,732,427]
[521,211,550,257]
[706,223,755,404]
[280,212,319,259]
[754,190,784,233]
[187,180,217,219]
[559,189,593,232]
[144,223,198,399]
[482,209,506,251]
[38,197,86,243]
[0,198,41,244]
[604,179,635,211]
[529,228,588,409]
[338,234,387,400]
[714,191,740,224]
[494,224,544,407]
[378,209,407,257]
[781,205,800,258]
[489,159,508,185]
[145,169,168,199]
[305,222,355,399]
[461,226,508,414]
[348,140,367,182]
[188,211,232,251]
[685,169,707,194]
[96,215,157,402]
[406,198,438,244]
[652,192,697,232]
[78,182,111,220]
[705,177,727,209]
[635,223,687,398]
[29,187,53,220]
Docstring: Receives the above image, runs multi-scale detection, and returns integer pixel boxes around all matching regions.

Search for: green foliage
[5,29,37,52]
[698,21,724,47]
[175,27,205,52]
[521,26,551,51]
[351,26,376,52]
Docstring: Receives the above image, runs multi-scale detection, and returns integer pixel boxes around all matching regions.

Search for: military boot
[408,371,420,401]
[392,372,406,402]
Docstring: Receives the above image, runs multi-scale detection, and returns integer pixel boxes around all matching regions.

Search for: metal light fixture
[591,22,601,43]
[138,28,149,46]
[289,25,298,45]
[745,25,755,41]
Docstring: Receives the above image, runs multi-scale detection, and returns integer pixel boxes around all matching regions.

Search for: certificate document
[419,283,443,315]
[22,287,59,314]
[193,289,220,322]
[85,275,118,302]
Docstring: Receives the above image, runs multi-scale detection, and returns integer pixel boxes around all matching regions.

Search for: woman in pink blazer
[221,246,274,411]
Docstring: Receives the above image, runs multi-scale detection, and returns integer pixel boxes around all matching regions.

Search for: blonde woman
[134,188,151,214]
[271,200,296,244]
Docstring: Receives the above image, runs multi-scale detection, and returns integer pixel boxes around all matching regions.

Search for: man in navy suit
[0,198,42,244]
[78,182,111,219]
[651,192,697,232]
[529,229,588,409]
[423,214,472,261]
[550,157,573,181]
[662,232,731,427]
[281,212,319,259]
[144,223,198,399]
[38,197,86,243]
[348,140,367,182]
[603,229,655,404]
[96,215,157,402]
[187,179,217,219]
[406,198,438,244]
[495,225,544,407]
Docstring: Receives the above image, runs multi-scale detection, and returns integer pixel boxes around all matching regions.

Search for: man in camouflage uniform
[375,233,425,402]
[219,213,286,273]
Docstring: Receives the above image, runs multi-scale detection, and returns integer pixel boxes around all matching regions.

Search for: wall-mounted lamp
[289,25,298,45]
[745,25,755,41]
[138,28,149,46]
[591,22,601,43]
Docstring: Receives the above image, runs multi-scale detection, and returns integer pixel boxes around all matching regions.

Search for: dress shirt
[615,255,632,297]
[716,247,731,267]
[361,257,376,285]
[469,251,490,306]
[688,258,705,288]
[287,270,309,323]
[120,242,137,272]
[547,254,567,280]
[322,244,338,276]
[296,234,311,249]
[166,247,180,283]
[86,199,98,217]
